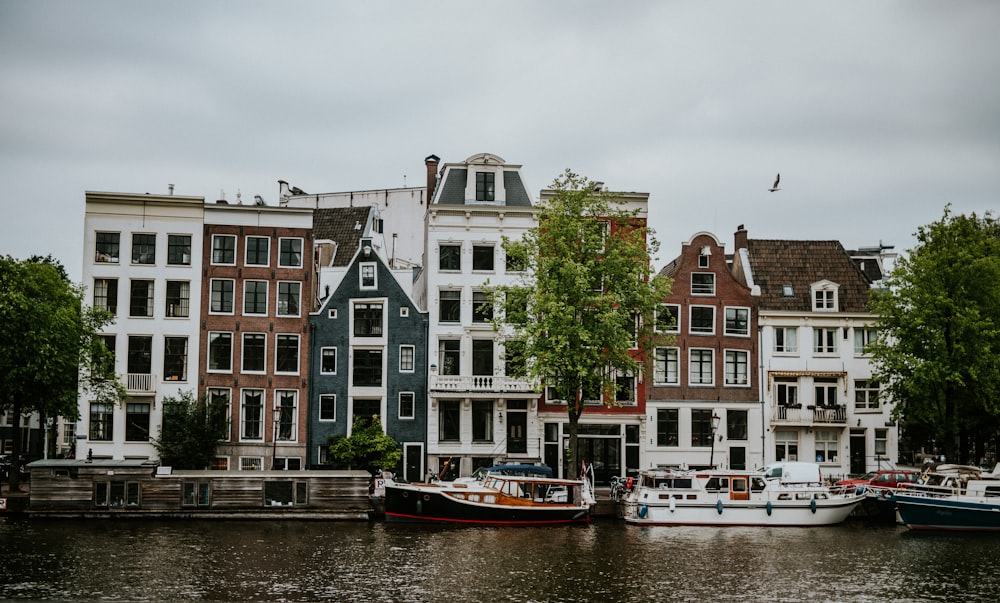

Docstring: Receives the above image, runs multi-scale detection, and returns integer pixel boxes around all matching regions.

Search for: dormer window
[476,172,495,201]
[811,281,839,311]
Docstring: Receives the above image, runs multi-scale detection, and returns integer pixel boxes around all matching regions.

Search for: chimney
[168,184,174,195]
[425,154,440,203]
[734,224,748,251]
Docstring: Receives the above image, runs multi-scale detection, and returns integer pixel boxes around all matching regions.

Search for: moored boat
[892,464,1000,531]
[384,472,595,526]
[621,461,864,527]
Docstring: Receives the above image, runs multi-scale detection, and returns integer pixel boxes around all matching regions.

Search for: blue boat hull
[384,485,591,526]
[893,495,1000,531]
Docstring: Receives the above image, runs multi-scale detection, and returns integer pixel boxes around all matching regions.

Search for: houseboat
[621,461,864,526]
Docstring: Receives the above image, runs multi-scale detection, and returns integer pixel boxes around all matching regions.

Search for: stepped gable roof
[746,239,871,312]
[313,206,372,267]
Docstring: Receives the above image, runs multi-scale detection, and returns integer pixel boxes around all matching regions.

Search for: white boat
[621,461,864,526]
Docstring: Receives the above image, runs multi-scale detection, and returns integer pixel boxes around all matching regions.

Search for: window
[505,248,527,272]
[244,281,267,315]
[353,399,381,428]
[277,282,301,317]
[691,273,715,295]
[212,234,236,265]
[472,291,492,323]
[400,306,409,317]
[210,279,234,313]
[127,335,152,374]
[182,482,211,507]
[94,278,118,314]
[813,287,837,311]
[724,350,749,386]
[689,349,714,385]
[95,232,120,263]
[132,233,156,264]
[276,390,297,441]
[320,347,337,374]
[165,281,190,317]
[353,349,382,386]
[163,337,188,381]
[854,327,877,354]
[775,430,799,462]
[242,333,266,372]
[727,410,748,440]
[439,340,460,375]
[439,400,460,442]
[245,236,269,266]
[360,263,376,289]
[725,307,749,336]
[504,340,526,378]
[615,372,635,403]
[775,378,798,406]
[207,388,232,440]
[855,380,880,410]
[125,403,151,441]
[690,306,715,335]
[815,430,839,463]
[275,334,299,374]
[167,234,191,265]
[656,304,679,333]
[698,252,710,268]
[278,238,303,268]
[875,429,888,458]
[439,244,461,271]
[815,378,838,406]
[654,347,679,385]
[319,394,336,422]
[504,289,528,325]
[354,303,383,337]
[691,409,714,447]
[472,400,493,442]
[472,339,493,376]
[656,409,679,446]
[813,328,838,354]
[129,280,154,317]
[241,390,264,440]
[89,402,113,441]
[472,245,494,271]
[208,332,233,372]
[439,290,461,323]
[399,392,415,419]
[774,327,798,353]
[399,345,415,372]
[475,172,495,201]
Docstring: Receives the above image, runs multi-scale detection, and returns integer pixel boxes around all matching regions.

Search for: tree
[152,390,229,469]
[0,255,124,490]
[326,415,402,475]
[488,170,672,478]
[868,207,1000,465]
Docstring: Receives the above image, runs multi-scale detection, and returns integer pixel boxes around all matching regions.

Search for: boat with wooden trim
[621,461,864,527]
[383,472,595,526]
[892,464,1000,531]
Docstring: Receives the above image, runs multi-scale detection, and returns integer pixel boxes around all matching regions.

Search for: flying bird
[768,173,781,192]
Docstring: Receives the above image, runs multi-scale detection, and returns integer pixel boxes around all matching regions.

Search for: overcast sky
[2,1,998,282]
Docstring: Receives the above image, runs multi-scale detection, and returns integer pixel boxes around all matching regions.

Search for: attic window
[781,285,794,297]
[699,246,711,268]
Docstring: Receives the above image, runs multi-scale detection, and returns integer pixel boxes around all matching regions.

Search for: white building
[78,190,205,460]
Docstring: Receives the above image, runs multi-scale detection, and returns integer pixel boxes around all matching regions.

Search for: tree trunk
[9,399,23,491]
[566,390,583,479]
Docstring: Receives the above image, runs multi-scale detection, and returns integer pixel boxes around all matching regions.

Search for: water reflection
[2,517,998,602]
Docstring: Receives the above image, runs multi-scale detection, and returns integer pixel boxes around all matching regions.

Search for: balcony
[430,375,537,394]
[772,405,847,426]
[126,373,157,395]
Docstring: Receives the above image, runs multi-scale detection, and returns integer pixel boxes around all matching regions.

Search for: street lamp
[709,412,721,469]
[271,407,281,470]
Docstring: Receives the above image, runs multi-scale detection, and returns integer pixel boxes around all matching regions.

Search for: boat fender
[626,476,633,490]
[810,498,817,514]
[716,500,724,515]
[639,504,648,519]
[766,501,772,516]
[416,500,423,514]
[856,486,865,496]
[669,497,675,513]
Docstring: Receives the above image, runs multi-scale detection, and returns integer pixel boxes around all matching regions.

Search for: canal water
[1,517,997,602]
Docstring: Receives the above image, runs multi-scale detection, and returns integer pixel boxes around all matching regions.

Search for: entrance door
[507,412,527,454]
[578,437,621,485]
[730,446,746,470]
[850,431,866,474]
[404,444,422,483]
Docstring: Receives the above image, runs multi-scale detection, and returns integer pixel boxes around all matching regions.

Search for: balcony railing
[430,375,537,393]
[126,373,157,395]
[772,405,847,425]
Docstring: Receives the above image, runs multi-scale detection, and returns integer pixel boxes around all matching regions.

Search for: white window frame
[243,280,269,316]
[689,305,716,335]
[655,304,680,334]
[815,430,839,464]
[275,333,300,375]
[240,388,265,442]
[274,390,298,443]
[854,327,877,355]
[774,326,798,354]
[688,348,715,386]
[691,272,716,296]
[724,349,750,387]
[244,235,270,267]
[359,262,377,290]
[855,380,880,411]
[207,332,233,373]
[278,237,304,268]
[398,392,415,420]
[277,281,301,317]
[724,306,750,337]
[241,333,267,374]
[318,394,337,422]
[320,347,337,375]
[211,234,237,266]
[813,327,838,354]
[653,347,680,385]
[399,345,415,373]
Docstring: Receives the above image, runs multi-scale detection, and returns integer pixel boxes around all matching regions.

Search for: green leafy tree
[868,207,1000,465]
[152,390,230,469]
[326,415,402,475]
[0,255,124,490]
[488,170,672,478]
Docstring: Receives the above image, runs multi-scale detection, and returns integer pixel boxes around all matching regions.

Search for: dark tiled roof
[313,206,372,267]
[435,168,468,205]
[746,239,871,312]
[503,170,532,207]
